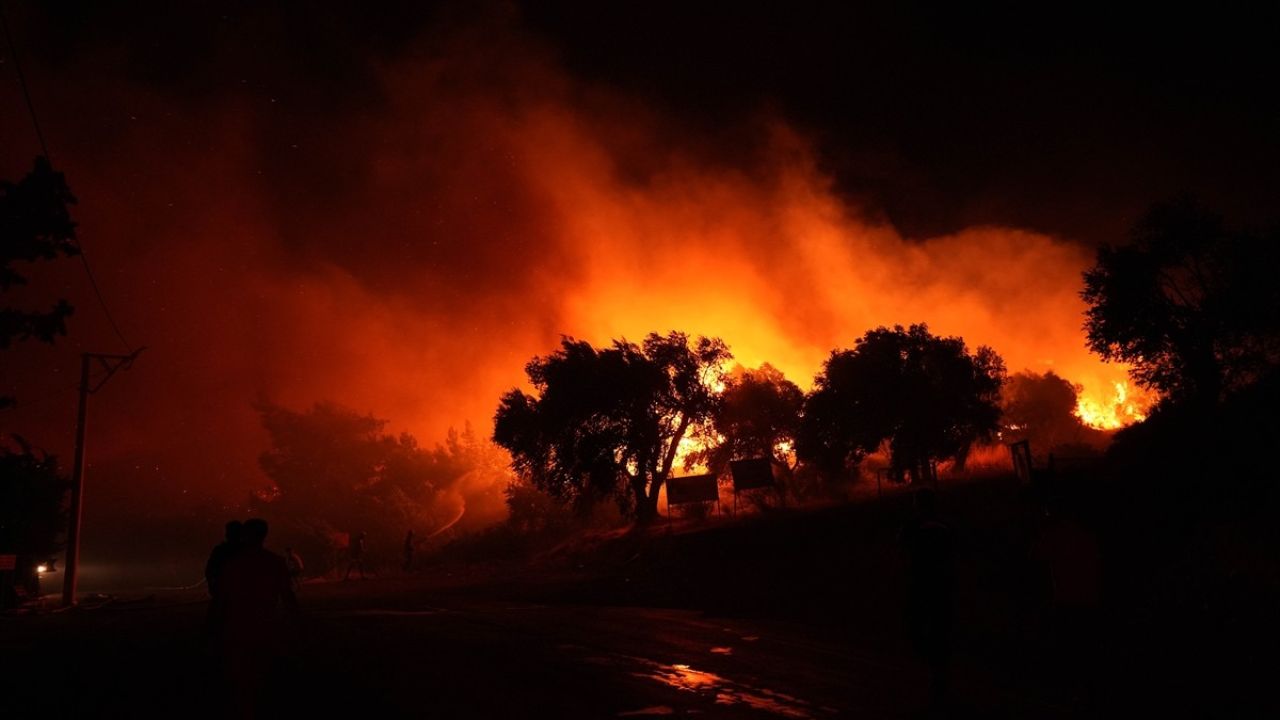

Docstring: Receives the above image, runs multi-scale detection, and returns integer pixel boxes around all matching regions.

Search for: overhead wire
[0,369,112,429]
[0,2,46,156]
[4,366,113,412]
[1,2,135,353]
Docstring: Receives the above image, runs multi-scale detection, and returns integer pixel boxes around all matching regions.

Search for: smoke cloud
[1,9,1142,546]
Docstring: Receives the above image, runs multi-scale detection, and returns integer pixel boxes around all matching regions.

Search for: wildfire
[8,26,1163,514]
[673,432,715,474]
[1074,381,1149,430]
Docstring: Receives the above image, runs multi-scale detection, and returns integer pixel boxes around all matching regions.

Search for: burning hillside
[0,8,1148,530]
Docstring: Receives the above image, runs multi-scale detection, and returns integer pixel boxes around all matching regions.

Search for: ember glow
[1075,381,1150,430]
[0,13,1148,524]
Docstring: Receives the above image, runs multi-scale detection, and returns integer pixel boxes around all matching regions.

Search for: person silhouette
[204,520,243,639]
[344,531,368,580]
[219,518,298,717]
[205,520,243,598]
[284,546,304,593]
[900,487,956,710]
[402,530,415,572]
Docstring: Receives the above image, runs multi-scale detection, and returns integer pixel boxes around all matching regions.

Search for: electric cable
[1,3,135,353]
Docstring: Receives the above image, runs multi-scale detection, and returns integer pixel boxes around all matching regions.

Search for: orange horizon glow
[0,19,1151,523]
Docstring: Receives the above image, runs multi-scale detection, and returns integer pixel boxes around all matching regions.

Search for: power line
[1,2,134,353]
[0,366,123,431]
[74,249,134,352]
[5,378,81,409]
[0,1,48,158]
[2,367,115,417]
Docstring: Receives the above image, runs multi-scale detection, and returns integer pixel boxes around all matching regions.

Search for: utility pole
[62,348,144,607]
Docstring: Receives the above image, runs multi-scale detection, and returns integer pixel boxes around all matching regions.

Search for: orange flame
[0,22,1157,520]
[1075,381,1150,430]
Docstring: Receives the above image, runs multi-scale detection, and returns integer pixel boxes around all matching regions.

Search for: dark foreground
[6,466,1278,718]
[2,570,1076,719]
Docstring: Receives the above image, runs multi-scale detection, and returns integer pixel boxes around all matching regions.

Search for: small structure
[729,457,779,513]
[1009,440,1034,484]
[666,473,720,525]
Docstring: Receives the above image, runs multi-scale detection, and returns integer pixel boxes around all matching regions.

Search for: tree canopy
[254,400,508,562]
[493,332,730,523]
[0,438,68,604]
[0,157,78,600]
[1083,198,1280,408]
[1,157,80,407]
[798,324,1005,482]
[690,363,803,475]
[0,437,68,559]
[999,370,1103,456]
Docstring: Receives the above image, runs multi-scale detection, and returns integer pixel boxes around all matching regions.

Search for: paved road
[1,576,1062,718]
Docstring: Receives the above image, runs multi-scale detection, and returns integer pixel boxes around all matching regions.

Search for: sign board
[667,473,720,505]
[730,457,775,491]
[1009,440,1033,484]
[0,554,16,571]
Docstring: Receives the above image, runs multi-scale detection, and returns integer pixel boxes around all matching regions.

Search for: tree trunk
[633,476,662,525]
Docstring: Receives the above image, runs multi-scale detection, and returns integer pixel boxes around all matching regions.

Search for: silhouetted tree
[0,437,68,602]
[504,477,572,535]
[1,157,79,408]
[493,332,730,524]
[428,423,514,531]
[1083,198,1280,408]
[798,324,1005,483]
[1000,370,1098,454]
[690,363,803,475]
[253,400,507,567]
[256,400,390,525]
[0,158,78,602]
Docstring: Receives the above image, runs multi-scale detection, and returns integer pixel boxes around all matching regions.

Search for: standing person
[205,520,243,638]
[219,518,298,718]
[206,520,243,598]
[402,530,415,572]
[284,546,304,593]
[900,487,956,711]
[344,531,368,581]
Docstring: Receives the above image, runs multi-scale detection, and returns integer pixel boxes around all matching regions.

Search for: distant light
[37,564,48,574]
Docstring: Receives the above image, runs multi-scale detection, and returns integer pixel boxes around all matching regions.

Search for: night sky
[16,1,1279,240]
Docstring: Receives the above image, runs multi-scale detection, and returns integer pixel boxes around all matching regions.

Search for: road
[0,572,1002,719]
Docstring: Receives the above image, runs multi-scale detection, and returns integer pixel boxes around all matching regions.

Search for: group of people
[203,519,301,717]
[207,525,414,592]
[199,523,419,715]
[206,520,304,596]
[342,528,418,579]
